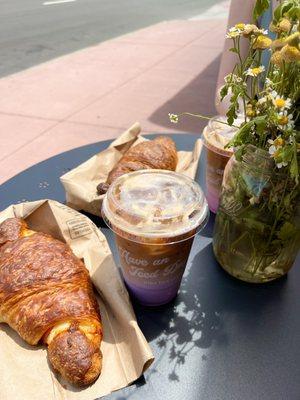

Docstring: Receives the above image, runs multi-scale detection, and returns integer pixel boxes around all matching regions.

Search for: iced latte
[102,170,209,306]
[203,116,242,213]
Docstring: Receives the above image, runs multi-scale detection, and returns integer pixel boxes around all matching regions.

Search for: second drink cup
[203,116,242,213]
[102,170,209,306]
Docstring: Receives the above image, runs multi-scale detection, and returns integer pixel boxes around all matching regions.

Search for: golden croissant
[97,135,178,194]
[0,217,102,386]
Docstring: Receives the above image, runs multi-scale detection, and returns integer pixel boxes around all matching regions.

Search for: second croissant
[97,136,178,194]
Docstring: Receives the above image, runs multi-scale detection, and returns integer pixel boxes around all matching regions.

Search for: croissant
[97,135,178,194]
[0,217,102,386]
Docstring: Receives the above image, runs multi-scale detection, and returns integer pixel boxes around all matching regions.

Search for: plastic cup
[102,170,209,306]
[203,116,241,213]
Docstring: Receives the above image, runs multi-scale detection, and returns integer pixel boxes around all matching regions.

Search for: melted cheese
[45,321,72,345]
[22,229,36,237]
[45,320,98,344]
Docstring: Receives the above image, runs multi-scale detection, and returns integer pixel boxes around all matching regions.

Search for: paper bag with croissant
[0,217,102,386]
[61,122,203,217]
[0,200,153,400]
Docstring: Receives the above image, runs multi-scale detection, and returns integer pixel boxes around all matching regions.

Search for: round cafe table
[0,134,299,400]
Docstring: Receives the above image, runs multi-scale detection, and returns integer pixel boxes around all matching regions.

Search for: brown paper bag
[60,122,203,217]
[0,200,154,400]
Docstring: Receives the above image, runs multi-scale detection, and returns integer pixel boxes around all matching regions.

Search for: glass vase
[213,144,300,283]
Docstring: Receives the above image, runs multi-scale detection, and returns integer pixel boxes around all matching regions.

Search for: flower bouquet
[170,0,300,282]
[212,0,300,282]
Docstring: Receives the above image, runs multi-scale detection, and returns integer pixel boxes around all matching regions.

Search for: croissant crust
[0,218,102,386]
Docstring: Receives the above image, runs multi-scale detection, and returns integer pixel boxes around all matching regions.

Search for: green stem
[178,112,240,128]
[242,97,247,123]
[230,230,248,251]
[266,180,288,249]
[236,37,243,74]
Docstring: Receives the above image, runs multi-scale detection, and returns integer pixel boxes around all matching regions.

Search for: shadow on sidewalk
[149,54,221,134]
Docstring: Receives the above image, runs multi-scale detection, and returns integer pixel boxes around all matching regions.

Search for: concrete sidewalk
[0,2,229,185]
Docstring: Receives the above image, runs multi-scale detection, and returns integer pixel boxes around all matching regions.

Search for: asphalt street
[0,0,222,77]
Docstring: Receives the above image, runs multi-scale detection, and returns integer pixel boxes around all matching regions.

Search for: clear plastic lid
[203,115,243,156]
[102,170,209,243]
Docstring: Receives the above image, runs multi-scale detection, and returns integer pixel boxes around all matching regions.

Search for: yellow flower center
[235,23,245,30]
[281,45,300,62]
[278,116,288,125]
[251,67,261,76]
[254,35,272,49]
[274,137,284,146]
[275,98,286,108]
[271,51,283,66]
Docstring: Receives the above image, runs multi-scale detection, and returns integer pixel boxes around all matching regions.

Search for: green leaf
[220,85,229,101]
[287,137,299,184]
[275,145,294,166]
[229,47,238,53]
[253,0,270,22]
[287,6,300,20]
[277,221,298,241]
[255,116,267,134]
[226,103,237,126]
[241,217,270,234]
[290,151,299,183]
[284,193,291,208]
[282,2,295,16]
[273,3,284,21]
[273,1,294,22]
[227,121,253,147]
[234,146,245,161]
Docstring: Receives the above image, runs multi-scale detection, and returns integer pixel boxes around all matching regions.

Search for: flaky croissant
[97,135,178,194]
[0,218,102,386]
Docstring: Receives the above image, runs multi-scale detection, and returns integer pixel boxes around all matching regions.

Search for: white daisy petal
[269,145,277,155]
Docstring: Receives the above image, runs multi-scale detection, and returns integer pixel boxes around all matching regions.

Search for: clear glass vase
[213,144,300,283]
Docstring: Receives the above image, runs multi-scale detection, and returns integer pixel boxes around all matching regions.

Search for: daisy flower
[267,137,288,168]
[244,65,265,77]
[276,161,288,168]
[226,27,241,39]
[224,73,242,84]
[168,113,179,124]
[278,18,292,33]
[270,91,292,109]
[281,44,300,63]
[268,141,277,156]
[234,23,246,31]
[268,136,284,148]
[243,24,258,36]
[268,136,284,156]
[277,111,294,130]
[242,24,267,37]
[253,35,272,49]
[275,97,292,109]
[276,161,287,168]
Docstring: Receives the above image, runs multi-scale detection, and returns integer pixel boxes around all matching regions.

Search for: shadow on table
[132,242,288,385]
[84,211,287,392]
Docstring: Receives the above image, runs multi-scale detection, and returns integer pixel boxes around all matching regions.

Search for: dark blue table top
[0,134,299,400]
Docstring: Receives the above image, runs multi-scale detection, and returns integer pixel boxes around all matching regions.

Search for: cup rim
[101,169,209,243]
